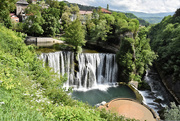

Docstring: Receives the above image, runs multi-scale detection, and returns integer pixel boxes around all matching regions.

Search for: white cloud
[59,0,180,13]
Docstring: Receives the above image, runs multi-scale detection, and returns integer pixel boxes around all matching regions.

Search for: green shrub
[164,102,180,120]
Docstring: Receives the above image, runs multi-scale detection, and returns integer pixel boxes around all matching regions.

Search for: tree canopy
[0,0,16,28]
[64,19,86,53]
[149,9,180,82]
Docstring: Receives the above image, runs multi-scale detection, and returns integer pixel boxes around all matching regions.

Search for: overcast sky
[59,0,180,13]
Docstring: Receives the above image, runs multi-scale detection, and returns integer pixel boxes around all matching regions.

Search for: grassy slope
[0,25,136,121]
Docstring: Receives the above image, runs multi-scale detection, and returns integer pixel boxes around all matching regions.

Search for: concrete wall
[25,37,64,44]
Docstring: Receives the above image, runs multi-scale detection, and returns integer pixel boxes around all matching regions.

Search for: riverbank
[155,64,180,104]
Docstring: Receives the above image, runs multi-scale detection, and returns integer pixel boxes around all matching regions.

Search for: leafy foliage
[65,19,86,52]
[149,9,180,82]
[164,102,180,120]
[41,8,60,36]
[0,24,136,121]
[117,27,157,82]
[0,0,16,28]
[23,4,44,36]
[61,4,80,30]
[125,13,150,26]
[22,1,67,36]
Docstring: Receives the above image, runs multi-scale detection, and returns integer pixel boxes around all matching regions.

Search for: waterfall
[39,51,118,89]
[39,51,75,88]
[139,70,175,114]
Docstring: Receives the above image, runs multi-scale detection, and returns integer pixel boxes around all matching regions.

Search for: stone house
[16,0,29,16]
[16,0,29,22]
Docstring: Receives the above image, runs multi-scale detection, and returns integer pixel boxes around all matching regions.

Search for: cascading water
[39,51,118,89]
[76,53,118,89]
[139,69,175,114]
[39,51,75,88]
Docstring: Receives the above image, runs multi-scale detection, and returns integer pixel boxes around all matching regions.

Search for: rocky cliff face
[156,66,180,104]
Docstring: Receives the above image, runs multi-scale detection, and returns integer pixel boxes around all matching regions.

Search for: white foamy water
[39,51,118,90]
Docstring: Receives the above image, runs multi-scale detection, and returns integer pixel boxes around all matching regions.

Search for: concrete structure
[99,98,160,121]
[25,37,64,44]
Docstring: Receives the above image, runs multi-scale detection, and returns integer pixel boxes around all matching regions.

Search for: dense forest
[149,8,180,120]
[149,8,180,83]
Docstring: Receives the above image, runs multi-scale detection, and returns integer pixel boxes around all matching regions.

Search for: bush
[164,102,180,120]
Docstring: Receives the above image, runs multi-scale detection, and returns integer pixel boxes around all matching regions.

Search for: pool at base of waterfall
[71,84,136,106]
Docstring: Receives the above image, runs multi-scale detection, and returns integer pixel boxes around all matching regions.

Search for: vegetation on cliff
[149,8,180,120]
[149,8,180,83]
[117,25,157,82]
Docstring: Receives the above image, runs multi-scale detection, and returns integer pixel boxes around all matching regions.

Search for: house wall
[16,4,28,16]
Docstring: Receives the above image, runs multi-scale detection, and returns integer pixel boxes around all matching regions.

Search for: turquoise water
[72,85,136,106]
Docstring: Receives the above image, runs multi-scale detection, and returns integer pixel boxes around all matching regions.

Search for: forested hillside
[149,8,180,102]
[65,1,149,26]
[129,11,174,24]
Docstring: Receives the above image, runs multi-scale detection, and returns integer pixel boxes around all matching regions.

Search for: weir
[39,51,118,89]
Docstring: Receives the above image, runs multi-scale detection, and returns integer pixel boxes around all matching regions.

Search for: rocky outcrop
[85,41,119,53]
[160,75,180,104]
[156,65,180,104]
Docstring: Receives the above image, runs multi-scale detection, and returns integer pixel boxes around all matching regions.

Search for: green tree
[59,1,67,18]
[149,10,180,82]
[64,19,86,53]
[61,4,80,30]
[164,102,180,120]
[23,4,45,36]
[70,4,80,15]
[45,0,60,8]
[41,8,60,36]
[85,14,95,40]
[0,0,16,28]
[117,27,157,82]
[174,8,180,17]
[102,14,115,25]
[90,20,110,43]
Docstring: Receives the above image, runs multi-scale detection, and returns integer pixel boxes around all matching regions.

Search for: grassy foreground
[0,25,136,121]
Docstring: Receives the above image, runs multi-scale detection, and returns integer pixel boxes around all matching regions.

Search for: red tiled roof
[101,8,112,14]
